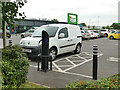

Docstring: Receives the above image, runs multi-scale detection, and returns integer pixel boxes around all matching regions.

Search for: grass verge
[19,82,47,88]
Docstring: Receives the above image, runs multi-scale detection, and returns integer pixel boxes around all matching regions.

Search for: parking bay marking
[29,52,103,78]
[107,57,119,62]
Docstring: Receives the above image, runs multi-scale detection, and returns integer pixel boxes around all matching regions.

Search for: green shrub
[2,45,29,89]
[66,74,120,89]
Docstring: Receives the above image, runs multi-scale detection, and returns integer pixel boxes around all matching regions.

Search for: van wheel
[21,35,24,38]
[49,48,57,60]
[74,44,81,54]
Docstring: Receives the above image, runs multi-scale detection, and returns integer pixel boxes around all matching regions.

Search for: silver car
[21,29,35,38]
[87,30,96,38]
[81,30,90,40]
[93,30,100,38]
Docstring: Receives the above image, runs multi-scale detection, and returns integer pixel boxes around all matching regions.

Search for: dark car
[0,30,11,38]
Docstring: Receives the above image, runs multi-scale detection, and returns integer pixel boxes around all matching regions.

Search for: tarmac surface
[0,35,119,88]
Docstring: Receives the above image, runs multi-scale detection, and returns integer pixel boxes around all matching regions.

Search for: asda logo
[69,15,76,23]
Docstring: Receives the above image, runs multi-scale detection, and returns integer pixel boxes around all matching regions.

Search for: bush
[66,74,120,89]
[2,45,29,89]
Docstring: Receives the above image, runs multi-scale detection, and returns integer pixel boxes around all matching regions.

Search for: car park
[19,24,82,60]
[0,30,11,38]
[21,28,37,38]
[108,30,120,39]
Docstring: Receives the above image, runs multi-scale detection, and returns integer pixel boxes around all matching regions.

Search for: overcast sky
[19,0,119,26]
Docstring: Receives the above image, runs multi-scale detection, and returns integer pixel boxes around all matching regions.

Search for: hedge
[2,45,29,89]
[66,74,120,89]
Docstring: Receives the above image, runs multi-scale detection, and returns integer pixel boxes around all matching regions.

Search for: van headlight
[38,40,42,46]
[19,40,25,45]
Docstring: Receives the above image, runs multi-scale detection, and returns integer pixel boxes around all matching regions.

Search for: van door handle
[67,39,72,41]
[70,39,72,41]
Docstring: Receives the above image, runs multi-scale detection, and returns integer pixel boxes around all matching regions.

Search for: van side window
[58,28,68,39]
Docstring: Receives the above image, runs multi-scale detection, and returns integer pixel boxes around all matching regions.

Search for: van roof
[43,24,79,27]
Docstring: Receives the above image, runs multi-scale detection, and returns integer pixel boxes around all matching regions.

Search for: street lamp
[98,16,99,26]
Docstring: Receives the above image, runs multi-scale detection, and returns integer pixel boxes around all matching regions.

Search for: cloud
[18,0,119,26]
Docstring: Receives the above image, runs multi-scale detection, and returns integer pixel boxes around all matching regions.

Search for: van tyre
[74,44,81,54]
[49,48,57,60]
[21,35,24,38]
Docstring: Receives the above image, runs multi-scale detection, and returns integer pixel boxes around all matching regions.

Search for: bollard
[93,45,98,80]
[9,40,12,46]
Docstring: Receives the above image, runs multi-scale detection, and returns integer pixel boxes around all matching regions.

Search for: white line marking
[30,65,38,68]
[83,52,92,56]
[29,52,103,78]
[52,62,63,72]
[70,60,85,62]
[66,58,76,66]
[53,70,92,78]
[54,54,77,63]
[63,72,92,78]
[55,65,73,67]
[76,55,88,61]
[107,57,120,62]
[63,53,103,72]
[63,59,91,72]
[108,60,118,62]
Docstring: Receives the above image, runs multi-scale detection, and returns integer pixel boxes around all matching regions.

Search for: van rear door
[68,26,77,51]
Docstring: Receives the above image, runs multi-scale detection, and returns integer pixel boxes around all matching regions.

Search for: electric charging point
[37,30,52,72]
[41,31,49,72]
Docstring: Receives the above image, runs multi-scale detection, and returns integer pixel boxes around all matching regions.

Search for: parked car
[93,30,100,38]
[87,30,96,38]
[19,24,82,60]
[100,29,114,37]
[81,30,90,39]
[108,30,120,39]
[98,30,104,37]
[0,30,11,38]
[81,30,85,40]
[21,29,36,38]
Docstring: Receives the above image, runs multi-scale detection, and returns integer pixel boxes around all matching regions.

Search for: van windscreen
[32,26,59,37]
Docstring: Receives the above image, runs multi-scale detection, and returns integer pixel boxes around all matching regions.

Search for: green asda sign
[115,23,120,25]
[67,13,78,25]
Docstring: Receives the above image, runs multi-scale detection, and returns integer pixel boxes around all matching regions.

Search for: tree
[51,19,59,22]
[102,26,106,29]
[1,0,27,48]
[92,25,95,29]
[88,25,90,29]
[111,23,120,29]
[80,23,86,26]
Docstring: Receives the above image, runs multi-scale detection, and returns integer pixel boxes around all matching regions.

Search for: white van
[19,24,82,60]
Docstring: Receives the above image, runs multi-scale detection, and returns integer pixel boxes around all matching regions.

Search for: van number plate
[23,49,32,53]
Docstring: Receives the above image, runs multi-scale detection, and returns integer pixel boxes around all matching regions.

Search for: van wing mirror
[59,33,65,38]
